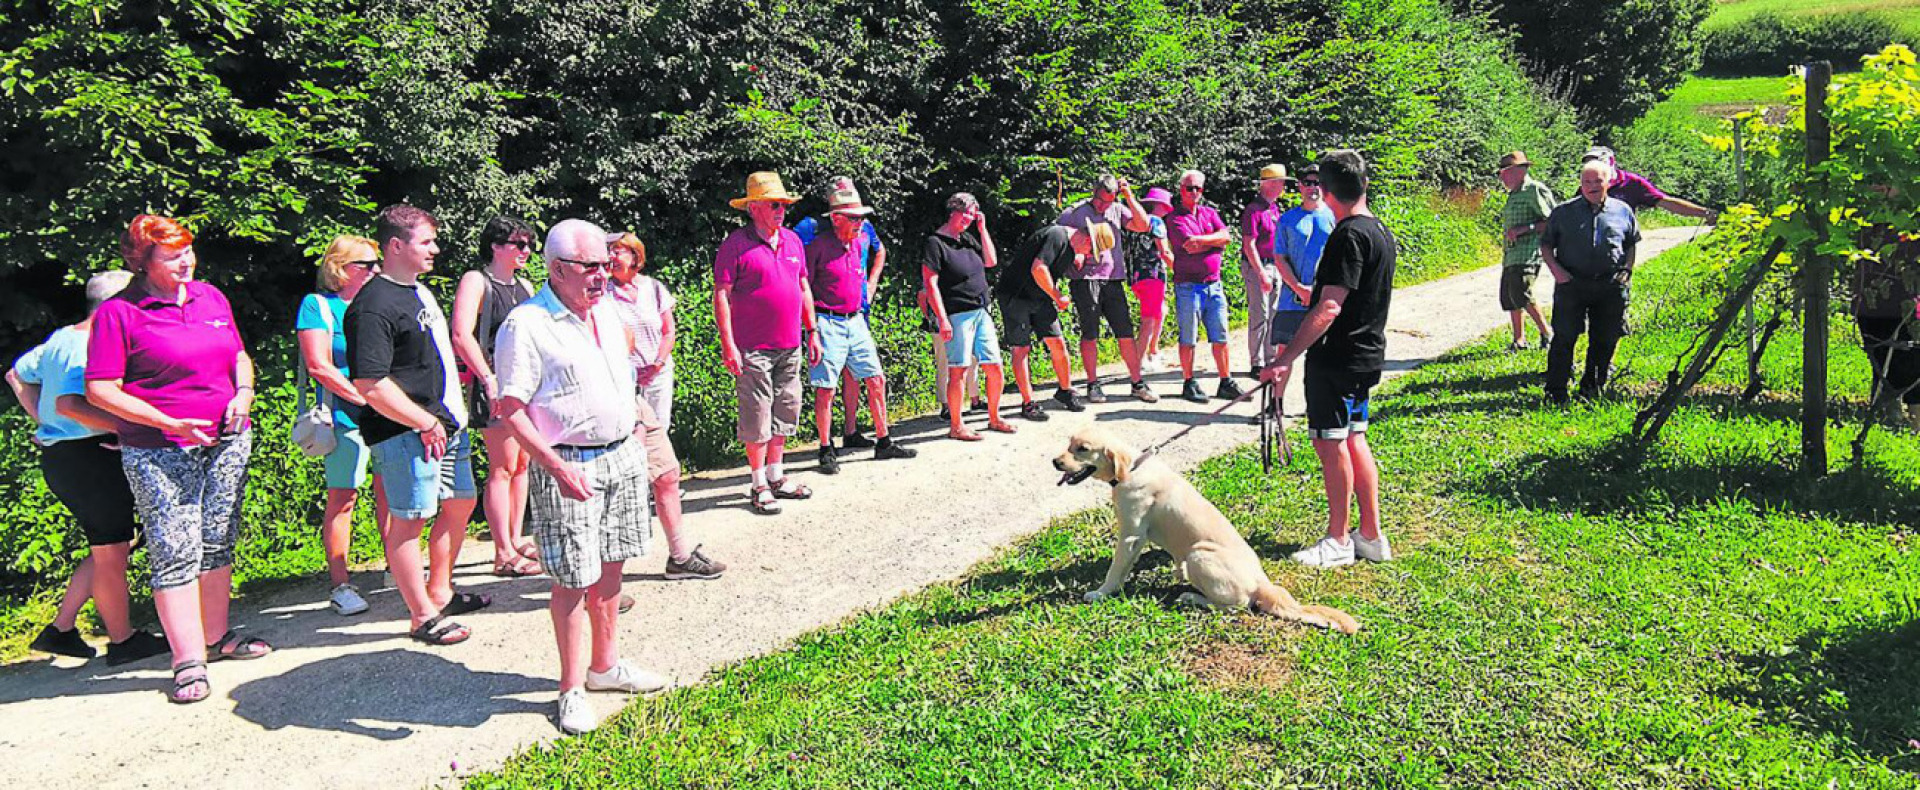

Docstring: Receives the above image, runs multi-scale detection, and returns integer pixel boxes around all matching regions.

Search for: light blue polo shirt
[12,326,106,444]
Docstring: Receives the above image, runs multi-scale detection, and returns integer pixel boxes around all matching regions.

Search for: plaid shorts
[528,437,650,589]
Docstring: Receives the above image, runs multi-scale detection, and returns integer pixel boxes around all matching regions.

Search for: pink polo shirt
[714,226,807,351]
[1167,204,1228,284]
[805,231,866,315]
[86,280,244,448]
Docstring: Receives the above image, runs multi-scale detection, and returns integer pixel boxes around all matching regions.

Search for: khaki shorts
[634,394,679,482]
[1500,264,1539,311]
[736,347,803,444]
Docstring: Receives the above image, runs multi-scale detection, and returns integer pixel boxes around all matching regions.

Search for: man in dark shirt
[1264,150,1396,569]
[1541,159,1641,403]
[347,204,487,645]
[995,225,1091,421]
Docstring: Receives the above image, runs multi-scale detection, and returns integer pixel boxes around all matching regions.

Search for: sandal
[169,660,210,704]
[750,485,782,515]
[206,629,272,662]
[492,556,543,578]
[409,615,471,646]
[947,429,983,442]
[986,420,1018,434]
[767,477,812,500]
[438,591,492,617]
[515,541,541,561]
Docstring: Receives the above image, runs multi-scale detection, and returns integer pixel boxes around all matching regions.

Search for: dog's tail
[1250,583,1361,635]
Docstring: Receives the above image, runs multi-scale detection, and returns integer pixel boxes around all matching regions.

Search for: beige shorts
[633,395,679,482]
[736,347,803,444]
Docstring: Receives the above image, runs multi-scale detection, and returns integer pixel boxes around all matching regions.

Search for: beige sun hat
[729,171,799,210]
[827,185,873,216]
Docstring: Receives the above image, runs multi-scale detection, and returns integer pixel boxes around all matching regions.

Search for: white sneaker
[585,662,669,694]
[1354,532,1394,563]
[1291,535,1357,568]
[328,583,369,616]
[556,688,598,735]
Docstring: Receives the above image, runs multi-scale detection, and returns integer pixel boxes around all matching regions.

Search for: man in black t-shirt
[995,225,1091,421]
[1263,150,1396,570]
[346,204,488,646]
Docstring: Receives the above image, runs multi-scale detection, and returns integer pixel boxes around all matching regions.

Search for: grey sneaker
[556,688,597,735]
[1130,380,1158,403]
[664,546,727,580]
[1085,381,1108,404]
[329,583,370,616]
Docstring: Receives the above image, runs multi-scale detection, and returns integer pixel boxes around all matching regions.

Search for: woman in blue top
[296,235,390,616]
[6,270,169,665]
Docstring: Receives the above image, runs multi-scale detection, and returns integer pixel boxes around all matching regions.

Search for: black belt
[554,437,626,460]
[819,308,861,319]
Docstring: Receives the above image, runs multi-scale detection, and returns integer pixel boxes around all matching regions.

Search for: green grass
[470,239,1920,786]
[1707,0,1920,39]
[1662,74,1796,119]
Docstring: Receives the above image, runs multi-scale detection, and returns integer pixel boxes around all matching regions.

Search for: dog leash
[1259,380,1292,472]
[1132,378,1274,471]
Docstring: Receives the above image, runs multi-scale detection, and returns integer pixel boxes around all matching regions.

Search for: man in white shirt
[494,218,667,735]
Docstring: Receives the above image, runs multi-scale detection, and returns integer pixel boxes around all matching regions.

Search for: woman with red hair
[85,215,270,704]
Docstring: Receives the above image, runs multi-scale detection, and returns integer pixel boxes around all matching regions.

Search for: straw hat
[729,171,799,210]
[827,186,873,216]
[1258,164,1290,182]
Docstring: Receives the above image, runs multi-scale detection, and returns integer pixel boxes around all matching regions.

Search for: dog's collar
[1111,450,1156,486]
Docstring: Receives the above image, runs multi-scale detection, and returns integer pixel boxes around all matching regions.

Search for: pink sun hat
[1138,187,1175,209]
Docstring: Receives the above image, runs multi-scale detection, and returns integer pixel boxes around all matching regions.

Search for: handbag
[291,296,338,457]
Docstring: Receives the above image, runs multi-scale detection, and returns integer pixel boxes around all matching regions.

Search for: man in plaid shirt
[1496,151,1555,350]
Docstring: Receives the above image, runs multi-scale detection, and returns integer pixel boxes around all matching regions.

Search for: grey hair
[544,218,608,263]
[1179,169,1206,186]
[86,270,133,306]
[1580,159,1615,182]
[945,192,978,214]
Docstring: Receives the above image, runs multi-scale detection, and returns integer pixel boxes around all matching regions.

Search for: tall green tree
[1451,0,1713,128]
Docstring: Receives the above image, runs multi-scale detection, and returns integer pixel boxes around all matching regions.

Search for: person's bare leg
[984,365,1013,431]
[1117,337,1142,380]
[946,371,976,438]
[1312,437,1354,542]
[197,566,234,642]
[1179,344,1197,379]
[322,488,359,586]
[840,368,860,437]
[550,584,589,692]
[965,364,980,403]
[586,562,623,673]
[766,437,787,476]
[1508,310,1526,344]
[89,543,135,642]
[1210,342,1232,382]
[1079,340,1100,387]
[508,447,532,554]
[1525,303,1551,338]
[1010,346,1035,403]
[383,519,437,628]
[866,377,893,438]
[932,342,952,410]
[654,471,691,561]
[153,582,206,665]
[51,555,94,632]
[1348,434,1383,542]
[482,427,521,567]
[1044,337,1074,390]
[428,497,477,608]
[814,387,836,447]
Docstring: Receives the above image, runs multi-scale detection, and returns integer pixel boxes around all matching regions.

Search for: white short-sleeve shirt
[494,286,638,446]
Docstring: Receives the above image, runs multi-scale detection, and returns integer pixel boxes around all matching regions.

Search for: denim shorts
[943,308,1003,368]
[809,314,885,387]
[369,428,477,521]
[1174,280,1230,346]
[323,423,373,490]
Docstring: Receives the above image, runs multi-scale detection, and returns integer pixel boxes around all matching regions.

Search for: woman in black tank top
[451,216,540,577]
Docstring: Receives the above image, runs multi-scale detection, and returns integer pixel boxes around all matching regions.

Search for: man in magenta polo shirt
[1241,164,1290,377]
[1581,147,1718,221]
[716,171,823,515]
[1166,169,1245,404]
[805,184,917,474]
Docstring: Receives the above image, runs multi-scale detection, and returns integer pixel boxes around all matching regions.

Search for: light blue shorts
[369,428,477,521]
[1175,281,1230,346]
[323,423,372,490]
[809,314,886,387]
[943,308,1003,368]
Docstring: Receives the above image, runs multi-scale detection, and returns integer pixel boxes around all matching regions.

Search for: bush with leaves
[1701,13,1900,77]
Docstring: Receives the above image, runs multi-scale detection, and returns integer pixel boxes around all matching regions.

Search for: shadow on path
[230,649,549,740]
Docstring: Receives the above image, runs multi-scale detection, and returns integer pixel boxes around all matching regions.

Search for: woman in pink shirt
[86,215,271,704]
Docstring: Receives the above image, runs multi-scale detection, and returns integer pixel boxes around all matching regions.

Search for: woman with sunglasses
[451,216,541,578]
[296,235,392,616]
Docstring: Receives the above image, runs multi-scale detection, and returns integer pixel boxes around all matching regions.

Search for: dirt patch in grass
[1184,639,1295,691]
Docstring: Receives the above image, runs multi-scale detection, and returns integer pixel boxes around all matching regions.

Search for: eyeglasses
[1182,185,1204,192]
[346,259,380,269]
[555,258,611,273]
[1298,179,1321,187]
[498,239,533,251]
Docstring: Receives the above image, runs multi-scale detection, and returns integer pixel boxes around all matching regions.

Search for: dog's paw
[1083,590,1110,603]
[1175,592,1212,608]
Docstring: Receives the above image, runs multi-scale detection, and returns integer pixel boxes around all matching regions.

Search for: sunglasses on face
[1182,185,1204,192]
[556,258,612,273]
[346,259,380,269]
[1298,179,1321,188]
[498,239,533,251]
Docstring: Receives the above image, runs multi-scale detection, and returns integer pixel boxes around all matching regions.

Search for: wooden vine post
[1801,61,1832,477]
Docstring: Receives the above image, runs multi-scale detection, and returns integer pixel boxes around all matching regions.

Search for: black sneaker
[1085,382,1108,404]
[970,397,989,414]
[1181,379,1208,404]
[1130,380,1159,404]
[841,432,876,449]
[30,624,95,659]
[664,545,727,580]
[1020,401,1050,422]
[1217,378,1246,400]
[105,630,170,666]
[874,438,919,460]
[817,446,841,475]
[1052,388,1086,413]
[938,404,952,421]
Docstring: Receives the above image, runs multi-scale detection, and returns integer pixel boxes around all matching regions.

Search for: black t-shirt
[345,276,462,444]
[996,226,1076,303]
[923,230,990,315]
[1306,215,1397,374]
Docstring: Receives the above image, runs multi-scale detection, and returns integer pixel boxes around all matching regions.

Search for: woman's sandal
[515,541,541,561]
[409,615,471,646]
[169,660,210,704]
[439,591,492,617]
[206,629,273,662]
[750,485,781,515]
[768,477,812,500]
[986,421,1018,434]
[492,556,543,578]
[947,429,983,442]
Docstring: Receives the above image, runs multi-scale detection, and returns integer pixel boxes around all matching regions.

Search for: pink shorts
[1131,280,1166,320]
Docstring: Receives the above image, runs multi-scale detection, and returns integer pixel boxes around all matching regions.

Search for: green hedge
[1701,13,1900,76]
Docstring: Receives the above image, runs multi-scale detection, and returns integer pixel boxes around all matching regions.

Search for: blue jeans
[369,429,477,520]
[1174,281,1229,346]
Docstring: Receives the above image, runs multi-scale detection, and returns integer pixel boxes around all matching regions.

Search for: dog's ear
[1106,446,1132,484]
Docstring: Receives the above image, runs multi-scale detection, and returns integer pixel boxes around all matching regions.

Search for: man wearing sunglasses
[1166,169,1243,404]
[1265,163,1336,402]
[1056,174,1156,404]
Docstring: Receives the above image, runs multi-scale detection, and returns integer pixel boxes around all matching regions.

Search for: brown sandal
[169,660,210,704]
[750,485,781,515]
[768,478,813,500]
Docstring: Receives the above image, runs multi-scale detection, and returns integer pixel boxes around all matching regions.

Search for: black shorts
[1304,366,1381,441]
[998,295,1063,348]
[40,437,140,546]
[1499,264,1539,311]
[1068,279,1135,341]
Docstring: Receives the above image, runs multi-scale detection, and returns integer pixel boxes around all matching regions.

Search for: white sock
[769,462,784,482]
[751,467,768,487]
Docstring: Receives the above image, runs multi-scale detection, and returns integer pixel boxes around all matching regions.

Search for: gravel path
[0,229,1698,788]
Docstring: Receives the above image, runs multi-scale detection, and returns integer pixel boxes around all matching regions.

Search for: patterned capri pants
[528,438,651,589]
[121,431,253,590]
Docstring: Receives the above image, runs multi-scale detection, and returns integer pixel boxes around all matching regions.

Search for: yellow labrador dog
[1054,425,1359,634]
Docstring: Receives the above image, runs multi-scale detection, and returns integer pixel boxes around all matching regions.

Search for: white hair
[86,270,134,307]
[1580,159,1615,182]
[1179,169,1206,186]
[544,218,607,262]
